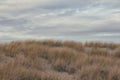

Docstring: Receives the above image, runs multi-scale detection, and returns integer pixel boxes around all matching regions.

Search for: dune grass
[0,40,120,80]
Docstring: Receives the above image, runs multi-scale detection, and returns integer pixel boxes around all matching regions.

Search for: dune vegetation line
[0,40,120,80]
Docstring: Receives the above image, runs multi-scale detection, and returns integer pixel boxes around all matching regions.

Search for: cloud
[0,0,120,42]
[0,0,120,13]
[0,0,54,12]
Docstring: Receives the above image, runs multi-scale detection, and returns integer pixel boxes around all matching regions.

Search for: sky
[0,0,120,42]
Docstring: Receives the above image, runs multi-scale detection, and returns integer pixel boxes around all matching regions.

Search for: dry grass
[0,40,120,80]
[85,42,118,49]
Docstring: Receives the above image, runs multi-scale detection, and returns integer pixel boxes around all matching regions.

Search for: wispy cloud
[0,0,120,42]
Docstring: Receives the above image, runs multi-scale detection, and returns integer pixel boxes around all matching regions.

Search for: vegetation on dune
[0,40,120,80]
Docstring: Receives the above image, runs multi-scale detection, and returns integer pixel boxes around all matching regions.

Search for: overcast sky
[0,0,120,42]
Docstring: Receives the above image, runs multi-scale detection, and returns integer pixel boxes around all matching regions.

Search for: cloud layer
[0,0,120,42]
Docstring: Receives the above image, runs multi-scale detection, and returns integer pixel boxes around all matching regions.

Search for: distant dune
[0,40,120,80]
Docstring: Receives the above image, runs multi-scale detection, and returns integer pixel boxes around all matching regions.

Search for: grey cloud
[0,0,120,42]
[0,17,28,26]
[39,0,120,10]
[1,0,120,14]
[93,25,120,33]
[60,20,120,37]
